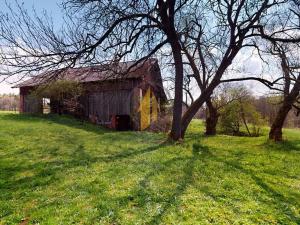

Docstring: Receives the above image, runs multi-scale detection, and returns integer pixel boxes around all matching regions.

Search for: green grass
[0,112,299,225]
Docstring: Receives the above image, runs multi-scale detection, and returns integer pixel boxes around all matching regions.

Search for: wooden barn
[13,59,167,131]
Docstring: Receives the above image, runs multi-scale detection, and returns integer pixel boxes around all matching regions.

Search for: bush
[219,99,265,137]
[219,101,241,135]
[31,80,83,115]
[246,108,265,137]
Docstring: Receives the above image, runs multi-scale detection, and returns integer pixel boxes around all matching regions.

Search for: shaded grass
[0,113,299,224]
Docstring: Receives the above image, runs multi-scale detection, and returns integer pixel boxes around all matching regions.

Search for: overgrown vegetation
[0,112,299,224]
[219,98,265,137]
[31,80,83,115]
[204,85,265,137]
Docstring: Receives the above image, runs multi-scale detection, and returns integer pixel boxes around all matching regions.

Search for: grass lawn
[0,112,299,225]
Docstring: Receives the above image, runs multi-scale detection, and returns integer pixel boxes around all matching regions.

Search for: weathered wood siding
[87,90,132,123]
[17,64,166,130]
[85,80,140,93]
[19,87,42,113]
[24,95,42,113]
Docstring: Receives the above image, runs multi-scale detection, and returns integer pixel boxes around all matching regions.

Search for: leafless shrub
[148,113,172,133]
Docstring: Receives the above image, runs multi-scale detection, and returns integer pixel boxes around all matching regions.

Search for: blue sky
[0,0,63,94]
[2,0,63,20]
[0,0,270,96]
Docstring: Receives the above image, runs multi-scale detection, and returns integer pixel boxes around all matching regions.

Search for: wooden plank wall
[24,95,42,113]
[88,90,132,123]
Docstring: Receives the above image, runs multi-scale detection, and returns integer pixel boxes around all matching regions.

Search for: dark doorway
[116,115,131,131]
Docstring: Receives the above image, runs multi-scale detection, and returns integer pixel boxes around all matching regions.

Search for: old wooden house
[13,59,167,131]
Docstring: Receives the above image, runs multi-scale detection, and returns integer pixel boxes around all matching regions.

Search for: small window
[42,98,50,114]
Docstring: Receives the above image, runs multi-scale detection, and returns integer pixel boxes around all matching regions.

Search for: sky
[0,0,63,94]
[0,0,271,96]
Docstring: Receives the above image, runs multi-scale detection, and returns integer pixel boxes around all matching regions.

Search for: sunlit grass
[0,113,299,224]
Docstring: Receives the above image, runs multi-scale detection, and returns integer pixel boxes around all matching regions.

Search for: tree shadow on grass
[184,130,204,143]
[146,149,204,225]
[0,113,111,135]
[261,140,300,152]
[71,140,171,165]
[106,156,189,222]
[0,113,166,144]
[181,142,300,224]
[106,141,299,224]
[89,141,210,224]
[212,155,300,224]
[115,145,205,225]
[0,141,169,211]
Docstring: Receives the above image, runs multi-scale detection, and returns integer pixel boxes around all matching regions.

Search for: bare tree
[1,0,300,141]
[265,42,300,141]
[0,0,190,140]
[234,0,300,141]
[164,67,196,108]
[179,0,300,138]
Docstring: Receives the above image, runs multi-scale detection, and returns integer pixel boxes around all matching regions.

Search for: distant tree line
[254,96,300,129]
[0,94,19,112]
[201,85,300,137]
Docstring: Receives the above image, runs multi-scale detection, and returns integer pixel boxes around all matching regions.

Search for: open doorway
[42,98,50,114]
[116,115,131,131]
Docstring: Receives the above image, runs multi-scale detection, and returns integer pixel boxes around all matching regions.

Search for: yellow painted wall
[151,93,158,122]
[139,88,159,130]
[139,88,151,130]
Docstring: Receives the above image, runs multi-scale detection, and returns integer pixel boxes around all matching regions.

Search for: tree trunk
[155,1,184,141]
[205,99,219,135]
[269,100,292,141]
[169,41,184,141]
[240,103,251,136]
[269,78,300,141]
[181,84,216,138]
[180,44,240,139]
[180,52,239,138]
